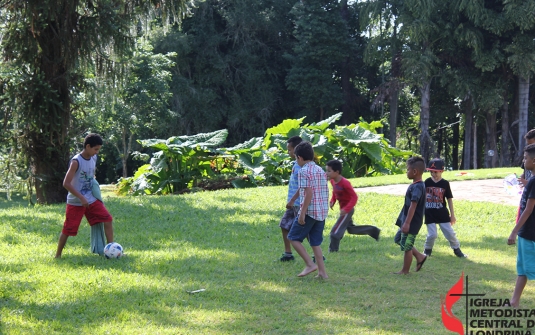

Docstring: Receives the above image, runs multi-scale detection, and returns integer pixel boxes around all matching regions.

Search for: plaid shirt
[298,161,329,221]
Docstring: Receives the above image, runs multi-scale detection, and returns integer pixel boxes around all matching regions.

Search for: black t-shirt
[424,178,453,224]
[395,180,426,235]
[518,177,535,241]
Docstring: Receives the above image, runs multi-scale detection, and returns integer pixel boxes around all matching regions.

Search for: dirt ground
[358,178,521,207]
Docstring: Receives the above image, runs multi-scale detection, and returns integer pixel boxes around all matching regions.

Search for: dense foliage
[117,114,411,195]
[0,0,534,201]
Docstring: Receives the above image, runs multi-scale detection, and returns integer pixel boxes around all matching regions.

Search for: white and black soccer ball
[103,242,123,259]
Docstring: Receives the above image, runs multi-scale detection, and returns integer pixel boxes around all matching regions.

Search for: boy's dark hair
[525,129,535,141]
[294,141,314,161]
[84,133,103,148]
[407,156,425,173]
[525,143,535,157]
[326,159,342,173]
[287,136,303,148]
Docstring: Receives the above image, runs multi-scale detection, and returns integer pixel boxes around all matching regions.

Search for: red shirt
[330,177,358,213]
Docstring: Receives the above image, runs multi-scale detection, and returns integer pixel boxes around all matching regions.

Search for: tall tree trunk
[389,28,401,147]
[419,81,432,162]
[462,97,473,169]
[500,98,511,167]
[30,18,72,204]
[484,111,497,168]
[389,88,399,147]
[452,121,459,170]
[473,121,478,169]
[340,0,352,125]
[518,75,530,158]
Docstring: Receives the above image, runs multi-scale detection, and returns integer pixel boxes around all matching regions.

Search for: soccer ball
[104,242,123,259]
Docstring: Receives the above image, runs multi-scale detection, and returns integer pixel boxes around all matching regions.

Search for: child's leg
[424,224,438,250]
[511,275,528,307]
[103,221,114,244]
[346,224,381,240]
[394,250,413,275]
[412,247,427,271]
[291,240,317,276]
[282,228,292,253]
[438,222,461,249]
[329,211,353,252]
[311,245,327,278]
[55,233,69,258]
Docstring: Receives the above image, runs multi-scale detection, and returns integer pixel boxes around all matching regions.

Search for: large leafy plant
[118,114,412,195]
[117,129,228,195]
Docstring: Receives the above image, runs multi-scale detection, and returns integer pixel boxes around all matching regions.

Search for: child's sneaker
[453,248,467,258]
[280,253,295,262]
[424,249,432,256]
[312,255,326,263]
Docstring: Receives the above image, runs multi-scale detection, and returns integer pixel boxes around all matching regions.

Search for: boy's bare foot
[315,274,328,279]
[393,270,409,275]
[297,266,318,277]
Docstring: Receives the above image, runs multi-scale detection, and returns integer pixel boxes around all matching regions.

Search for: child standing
[423,158,467,258]
[326,160,380,252]
[287,141,329,278]
[55,134,114,258]
[508,143,535,307]
[393,156,427,274]
[278,136,303,261]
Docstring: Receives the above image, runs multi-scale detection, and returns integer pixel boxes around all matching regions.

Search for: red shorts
[62,200,113,236]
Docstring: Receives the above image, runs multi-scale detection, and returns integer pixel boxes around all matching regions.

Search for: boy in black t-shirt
[508,143,535,307]
[423,158,467,258]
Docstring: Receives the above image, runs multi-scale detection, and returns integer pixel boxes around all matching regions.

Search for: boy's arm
[508,198,535,244]
[447,198,456,225]
[329,185,336,209]
[340,182,357,215]
[298,187,313,225]
[63,160,88,207]
[286,190,299,209]
[402,201,417,234]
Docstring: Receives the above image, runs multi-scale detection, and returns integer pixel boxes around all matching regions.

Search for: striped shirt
[298,161,329,221]
[287,161,301,206]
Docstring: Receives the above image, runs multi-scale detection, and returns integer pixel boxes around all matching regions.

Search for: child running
[393,156,427,274]
[326,159,380,252]
[287,141,329,278]
[423,158,467,258]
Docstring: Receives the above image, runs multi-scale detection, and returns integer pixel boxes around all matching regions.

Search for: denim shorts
[287,215,325,247]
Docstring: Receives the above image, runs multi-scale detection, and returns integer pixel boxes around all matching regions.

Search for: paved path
[358,179,521,206]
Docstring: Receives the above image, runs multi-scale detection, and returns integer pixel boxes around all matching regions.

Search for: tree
[0,0,187,204]
[286,0,352,121]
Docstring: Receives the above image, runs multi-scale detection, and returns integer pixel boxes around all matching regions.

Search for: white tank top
[66,153,98,205]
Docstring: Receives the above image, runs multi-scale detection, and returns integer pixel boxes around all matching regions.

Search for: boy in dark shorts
[393,156,427,274]
[278,136,303,261]
[326,159,380,252]
[508,143,535,307]
[55,134,114,258]
[287,142,329,278]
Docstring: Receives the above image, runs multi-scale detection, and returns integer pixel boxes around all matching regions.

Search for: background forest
[0,0,534,203]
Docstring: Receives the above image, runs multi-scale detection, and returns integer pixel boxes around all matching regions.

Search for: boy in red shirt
[326,160,380,252]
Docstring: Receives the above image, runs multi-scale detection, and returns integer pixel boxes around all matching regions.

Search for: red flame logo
[441,272,464,335]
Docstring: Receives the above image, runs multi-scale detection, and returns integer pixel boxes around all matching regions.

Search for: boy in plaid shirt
[287,141,329,278]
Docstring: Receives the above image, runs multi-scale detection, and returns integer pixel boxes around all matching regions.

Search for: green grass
[0,169,527,334]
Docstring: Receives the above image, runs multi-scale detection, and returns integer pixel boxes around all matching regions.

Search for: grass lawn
[0,168,528,334]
